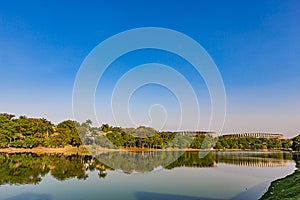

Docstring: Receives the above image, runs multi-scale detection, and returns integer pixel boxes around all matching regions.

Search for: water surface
[0,151,296,200]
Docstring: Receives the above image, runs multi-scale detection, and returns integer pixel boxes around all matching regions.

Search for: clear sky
[0,0,299,137]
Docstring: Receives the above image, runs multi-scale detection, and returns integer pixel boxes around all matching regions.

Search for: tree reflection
[0,153,111,185]
[0,151,294,186]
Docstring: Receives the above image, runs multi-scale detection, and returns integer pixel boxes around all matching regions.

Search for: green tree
[292,135,300,151]
[57,120,82,148]
[100,124,112,132]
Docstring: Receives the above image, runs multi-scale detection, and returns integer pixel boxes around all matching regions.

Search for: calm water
[0,151,296,200]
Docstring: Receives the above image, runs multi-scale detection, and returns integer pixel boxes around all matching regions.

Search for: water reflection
[95,151,184,173]
[0,151,294,186]
[215,151,291,167]
[135,191,219,200]
[0,153,110,185]
[4,192,52,200]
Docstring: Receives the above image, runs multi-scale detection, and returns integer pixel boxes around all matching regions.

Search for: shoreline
[259,152,299,199]
[0,146,117,155]
[0,146,288,155]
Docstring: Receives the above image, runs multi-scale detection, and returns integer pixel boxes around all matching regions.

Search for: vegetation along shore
[0,113,299,152]
[260,153,300,200]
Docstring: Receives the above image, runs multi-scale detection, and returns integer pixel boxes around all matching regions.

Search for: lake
[0,151,296,200]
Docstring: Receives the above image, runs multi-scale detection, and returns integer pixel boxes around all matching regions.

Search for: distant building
[222,133,284,139]
[176,131,217,138]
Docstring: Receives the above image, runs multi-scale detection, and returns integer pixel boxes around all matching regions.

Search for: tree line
[0,113,299,151]
[0,113,81,148]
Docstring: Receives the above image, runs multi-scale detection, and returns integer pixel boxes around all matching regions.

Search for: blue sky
[0,0,299,137]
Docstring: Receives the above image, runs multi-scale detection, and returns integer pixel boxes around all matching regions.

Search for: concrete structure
[222,133,284,139]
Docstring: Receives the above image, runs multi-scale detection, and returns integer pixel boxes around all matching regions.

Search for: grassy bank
[260,170,300,200]
[260,153,300,200]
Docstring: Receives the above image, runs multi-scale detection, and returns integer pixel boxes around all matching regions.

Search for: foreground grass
[260,154,300,200]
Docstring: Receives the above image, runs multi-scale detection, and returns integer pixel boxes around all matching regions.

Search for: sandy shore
[0,146,285,155]
[0,146,119,155]
[0,146,198,155]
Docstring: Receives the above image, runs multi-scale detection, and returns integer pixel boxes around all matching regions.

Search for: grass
[260,169,300,199]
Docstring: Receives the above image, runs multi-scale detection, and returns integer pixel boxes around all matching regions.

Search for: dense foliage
[214,136,293,150]
[0,113,82,148]
[292,135,300,151]
[0,113,299,150]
